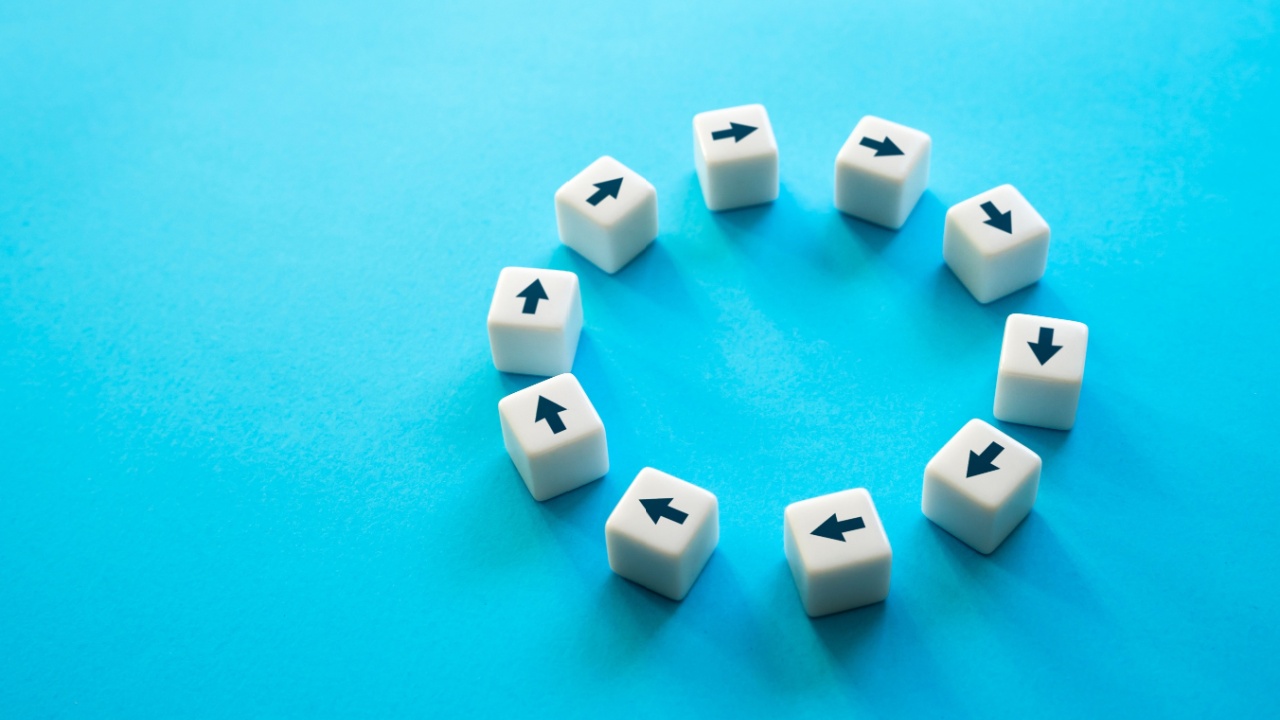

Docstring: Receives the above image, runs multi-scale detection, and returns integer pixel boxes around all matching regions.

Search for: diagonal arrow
[811,514,866,542]
[1027,327,1063,365]
[534,396,567,434]
[711,122,757,143]
[639,497,689,525]
[516,279,548,315]
[858,135,904,157]
[980,201,1013,234]
[586,177,623,206]
[967,441,1005,478]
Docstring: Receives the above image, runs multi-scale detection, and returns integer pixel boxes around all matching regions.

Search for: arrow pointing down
[1027,327,1062,365]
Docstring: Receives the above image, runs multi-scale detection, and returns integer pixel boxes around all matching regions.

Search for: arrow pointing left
[516,279,548,314]
[586,177,623,206]
[811,514,866,542]
[535,396,567,434]
[639,497,689,525]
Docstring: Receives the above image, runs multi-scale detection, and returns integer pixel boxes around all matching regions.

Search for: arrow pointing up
[1027,327,1062,365]
[711,122,757,143]
[639,497,689,525]
[534,396,567,434]
[811,514,866,542]
[586,177,623,206]
[980,201,1013,234]
[967,441,1005,477]
[858,135,904,157]
[516,279,548,314]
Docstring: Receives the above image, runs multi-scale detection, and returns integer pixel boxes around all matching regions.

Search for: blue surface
[2,1,1277,717]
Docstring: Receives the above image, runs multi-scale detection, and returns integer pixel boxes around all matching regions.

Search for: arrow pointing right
[811,514,866,542]
[980,201,1013,234]
[1027,327,1063,365]
[534,396,567,434]
[711,122,757,143]
[967,441,1005,478]
[858,135,904,157]
[586,177,623,206]
[639,497,689,525]
[516,279,548,315]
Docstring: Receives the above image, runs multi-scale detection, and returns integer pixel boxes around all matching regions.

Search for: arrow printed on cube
[980,201,1013,234]
[811,514,866,542]
[639,497,689,525]
[586,177,623,206]
[535,396,567,434]
[1028,327,1063,365]
[516,279,548,314]
[711,122,757,143]
[966,441,1005,478]
[858,136,904,157]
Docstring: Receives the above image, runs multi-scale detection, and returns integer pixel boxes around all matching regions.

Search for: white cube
[486,267,582,377]
[834,115,931,229]
[784,488,892,617]
[994,313,1089,431]
[498,373,608,501]
[944,184,1050,303]
[554,156,657,274]
[605,468,718,601]
[922,419,1041,554]
[692,104,779,211]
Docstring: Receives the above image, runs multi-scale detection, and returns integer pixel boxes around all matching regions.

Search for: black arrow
[967,441,1005,478]
[980,201,1013,234]
[534,396,567,434]
[811,514,866,542]
[639,498,689,525]
[858,136,904,157]
[1027,327,1063,365]
[516,279,548,314]
[586,177,623,206]
[711,122,757,143]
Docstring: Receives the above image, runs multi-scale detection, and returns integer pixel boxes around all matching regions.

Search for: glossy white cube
[605,468,718,601]
[784,488,892,617]
[498,373,608,501]
[923,419,1041,554]
[554,156,657,274]
[692,104,779,211]
[994,314,1089,431]
[944,184,1050,303]
[486,267,582,376]
[834,116,931,229]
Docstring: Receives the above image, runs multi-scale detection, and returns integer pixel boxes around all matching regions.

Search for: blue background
[2,1,1277,717]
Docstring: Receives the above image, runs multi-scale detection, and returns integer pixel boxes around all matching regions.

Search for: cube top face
[693,104,777,167]
[836,115,931,184]
[487,267,579,333]
[497,373,603,459]
[925,419,1042,511]
[605,467,718,558]
[785,488,891,575]
[554,156,656,231]
[948,184,1049,257]
[1000,313,1089,383]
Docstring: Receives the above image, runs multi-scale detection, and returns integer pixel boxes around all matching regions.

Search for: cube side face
[524,424,608,500]
[994,371,1081,430]
[556,195,615,272]
[990,464,1039,550]
[835,160,915,229]
[804,554,892,617]
[700,153,779,211]
[922,467,1003,554]
[488,324,574,377]
[943,210,993,302]
[606,528,686,600]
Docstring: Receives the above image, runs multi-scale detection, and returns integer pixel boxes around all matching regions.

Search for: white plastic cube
[834,115,931,229]
[605,468,718,601]
[922,419,1041,554]
[498,373,608,501]
[486,267,582,376]
[692,104,779,211]
[944,184,1050,303]
[784,488,892,617]
[994,313,1089,431]
[554,156,657,274]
